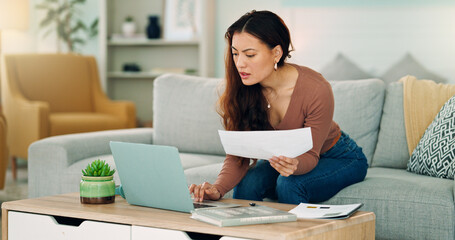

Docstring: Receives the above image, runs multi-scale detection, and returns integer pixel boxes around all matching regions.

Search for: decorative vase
[80,175,115,204]
[122,21,137,37]
[146,15,161,39]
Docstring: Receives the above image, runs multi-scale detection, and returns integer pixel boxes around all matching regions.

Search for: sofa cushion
[184,163,234,199]
[180,153,225,170]
[408,95,455,179]
[330,79,385,165]
[50,113,126,136]
[322,167,454,240]
[153,74,225,156]
[381,53,447,85]
[372,82,410,168]
[184,163,222,187]
[320,53,372,80]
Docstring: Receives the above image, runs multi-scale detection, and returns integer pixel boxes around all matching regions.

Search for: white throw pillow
[381,53,447,85]
[320,53,372,81]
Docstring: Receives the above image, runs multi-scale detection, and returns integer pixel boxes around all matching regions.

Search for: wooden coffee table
[2,193,375,240]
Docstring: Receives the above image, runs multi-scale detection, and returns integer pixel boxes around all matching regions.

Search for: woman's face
[231,31,278,86]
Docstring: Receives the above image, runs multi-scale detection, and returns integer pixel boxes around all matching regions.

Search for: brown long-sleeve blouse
[214,64,341,197]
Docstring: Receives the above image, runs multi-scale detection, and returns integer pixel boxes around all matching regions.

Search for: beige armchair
[2,54,136,176]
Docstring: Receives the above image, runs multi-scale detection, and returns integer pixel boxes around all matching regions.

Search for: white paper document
[218,127,312,160]
[288,203,363,219]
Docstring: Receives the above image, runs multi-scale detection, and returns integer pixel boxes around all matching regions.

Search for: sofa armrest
[5,96,50,158]
[0,115,7,189]
[28,128,153,198]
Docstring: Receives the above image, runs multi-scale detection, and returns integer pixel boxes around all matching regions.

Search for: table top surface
[2,193,375,240]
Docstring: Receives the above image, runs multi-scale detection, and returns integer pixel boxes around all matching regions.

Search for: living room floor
[0,160,28,237]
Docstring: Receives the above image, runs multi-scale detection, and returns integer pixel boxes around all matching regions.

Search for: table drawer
[8,211,131,240]
[131,226,253,240]
[132,226,192,240]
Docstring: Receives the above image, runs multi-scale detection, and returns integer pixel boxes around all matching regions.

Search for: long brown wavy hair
[218,10,293,131]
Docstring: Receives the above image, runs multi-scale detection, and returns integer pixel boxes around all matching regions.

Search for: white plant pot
[122,22,137,37]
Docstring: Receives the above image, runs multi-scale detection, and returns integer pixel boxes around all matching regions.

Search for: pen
[306,206,330,209]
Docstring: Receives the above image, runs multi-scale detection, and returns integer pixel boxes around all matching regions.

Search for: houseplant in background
[122,16,137,37]
[80,159,116,204]
[36,0,98,53]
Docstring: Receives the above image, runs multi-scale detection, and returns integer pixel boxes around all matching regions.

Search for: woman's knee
[276,176,309,204]
[234,161,278,201]
[233,174,261,200]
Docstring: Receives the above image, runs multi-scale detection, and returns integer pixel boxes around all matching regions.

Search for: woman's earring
[274,62,278,71]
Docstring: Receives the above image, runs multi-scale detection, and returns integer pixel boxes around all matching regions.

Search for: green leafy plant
[36,0,99,53]
[82,159,116,177]
[125,16,134,22]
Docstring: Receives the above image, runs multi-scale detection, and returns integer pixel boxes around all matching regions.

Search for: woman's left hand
[269,156,299,177]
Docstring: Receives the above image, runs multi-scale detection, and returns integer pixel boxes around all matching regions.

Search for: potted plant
[122,15,137,37]
[36,0,99,53]
[80,159,116,204]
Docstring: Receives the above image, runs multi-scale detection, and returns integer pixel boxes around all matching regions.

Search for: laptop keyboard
[193,202,214,209]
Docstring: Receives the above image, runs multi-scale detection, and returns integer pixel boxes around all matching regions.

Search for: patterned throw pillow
[407,95,455,179]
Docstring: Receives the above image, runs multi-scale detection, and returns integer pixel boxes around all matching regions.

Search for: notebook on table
[109,141,240,213]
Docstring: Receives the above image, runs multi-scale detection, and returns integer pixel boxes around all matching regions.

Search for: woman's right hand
[188,182,221,202]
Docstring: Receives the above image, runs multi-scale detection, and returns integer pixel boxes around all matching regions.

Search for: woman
[189,10,368,204]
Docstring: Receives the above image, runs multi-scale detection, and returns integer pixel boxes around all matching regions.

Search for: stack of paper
[288,203,363,220]
[218,127,312,160]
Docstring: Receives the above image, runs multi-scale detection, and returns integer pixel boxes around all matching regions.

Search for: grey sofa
[29,74,454,240]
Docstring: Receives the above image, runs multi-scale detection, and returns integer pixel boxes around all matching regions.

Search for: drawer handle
[53,215,85,227]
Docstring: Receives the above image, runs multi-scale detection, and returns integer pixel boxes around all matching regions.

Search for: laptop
[109,141,240,213]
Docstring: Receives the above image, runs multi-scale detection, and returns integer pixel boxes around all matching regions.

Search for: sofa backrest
[153,74,387,164]
[5,54,96,112]
[153,74,225,156]
[330,79,385,166]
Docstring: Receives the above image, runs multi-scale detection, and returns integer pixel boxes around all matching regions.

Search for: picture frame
[163,0,201,40]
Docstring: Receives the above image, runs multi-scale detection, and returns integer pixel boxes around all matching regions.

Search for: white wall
[3,1,455,83]
[1,1,36,55]
[215,1,455,83]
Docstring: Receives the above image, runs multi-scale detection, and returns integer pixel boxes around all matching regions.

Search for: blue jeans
[233,131,368,204]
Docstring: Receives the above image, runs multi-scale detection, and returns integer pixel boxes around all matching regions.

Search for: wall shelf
[107,72,161,79]
[108,38,200,46]
[99,0,215,123]
[108,71,197,79]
